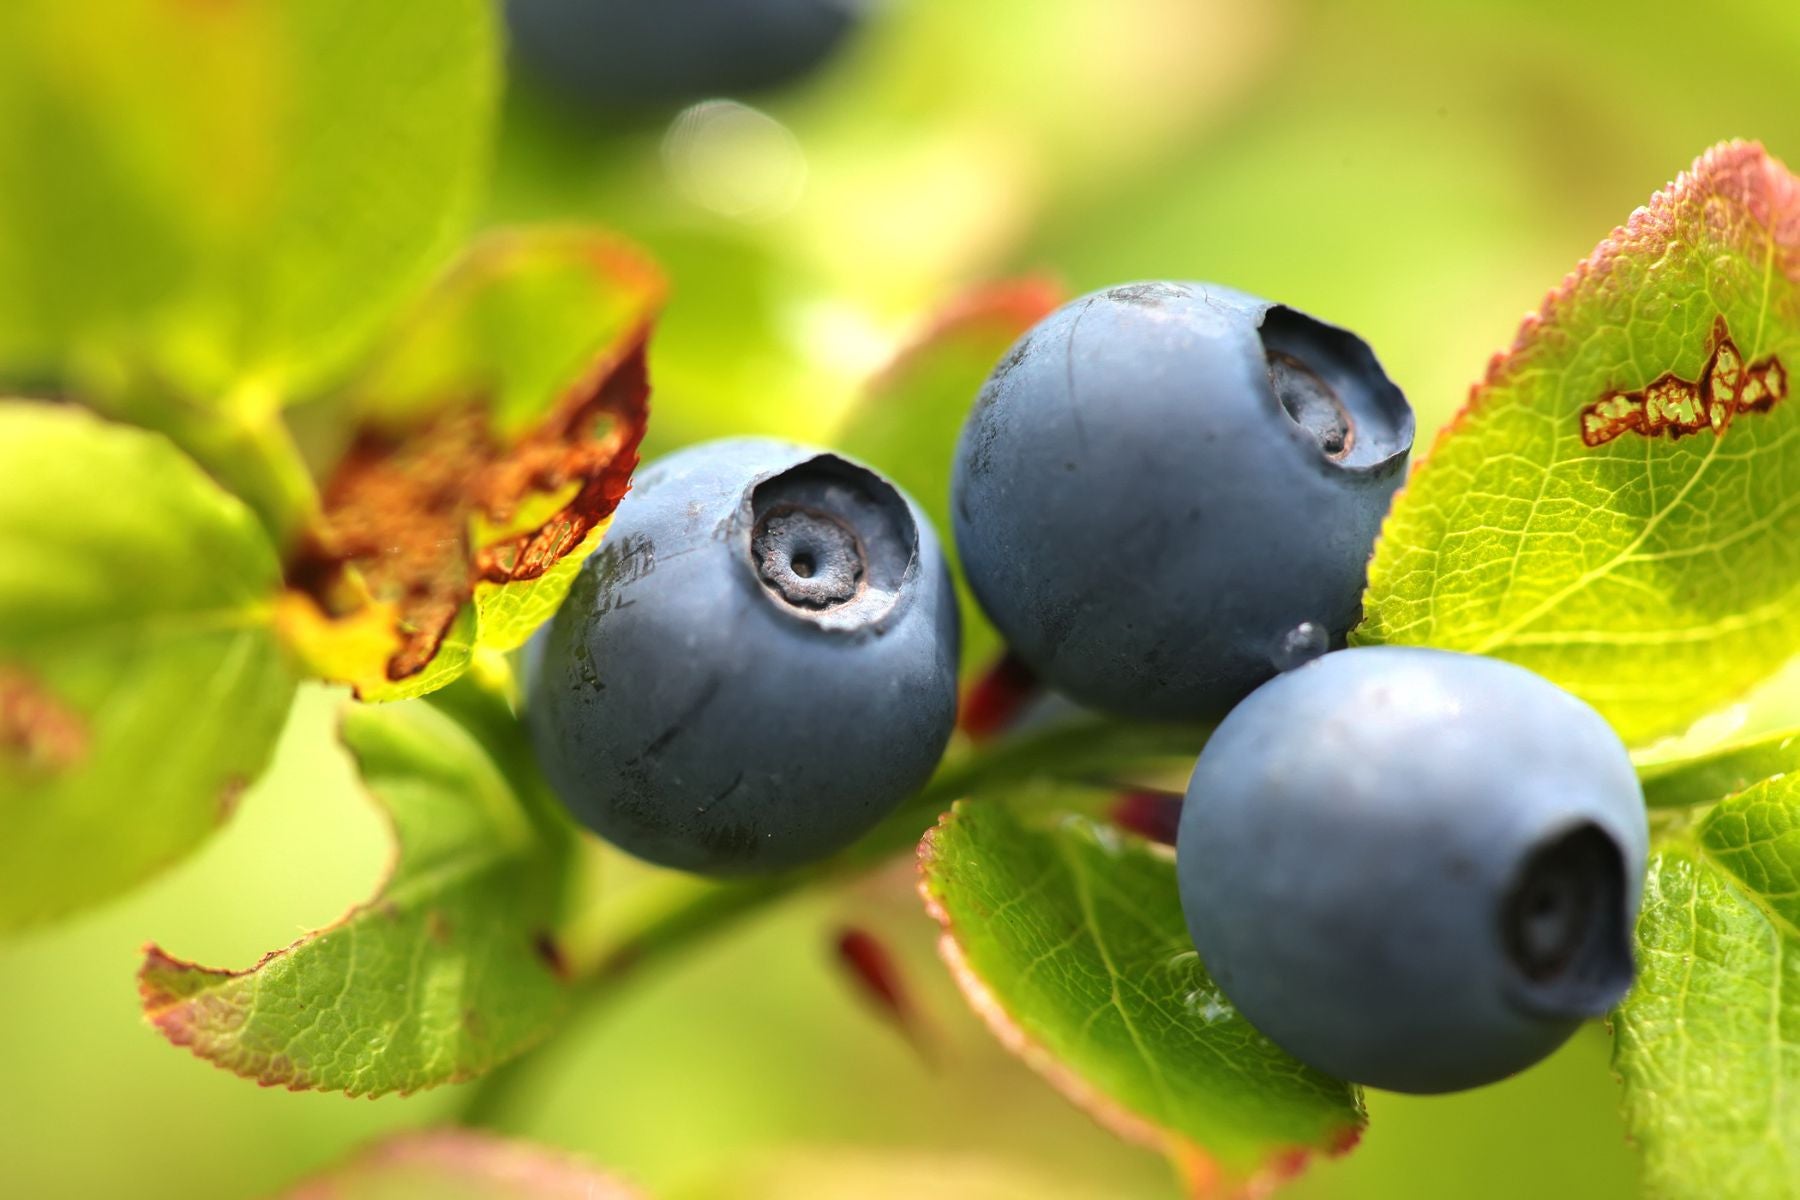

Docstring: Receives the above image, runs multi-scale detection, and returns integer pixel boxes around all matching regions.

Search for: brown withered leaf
[281,229,664,700]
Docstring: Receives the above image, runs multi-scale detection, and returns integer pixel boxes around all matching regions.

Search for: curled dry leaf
[281,229,665,701]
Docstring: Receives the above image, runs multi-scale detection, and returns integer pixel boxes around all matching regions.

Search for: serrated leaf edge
[1360,139,1798,607]
[135,702,570,1097]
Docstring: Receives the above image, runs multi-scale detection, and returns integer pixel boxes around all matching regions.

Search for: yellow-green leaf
[1358,141,1800,745]
[0,0,495,401]
[0,403,296,933]
[1614,774,1800,1198]
[1639,727,1800,809]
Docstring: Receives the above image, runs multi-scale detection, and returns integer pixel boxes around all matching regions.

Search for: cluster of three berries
[527,284,1647,1094]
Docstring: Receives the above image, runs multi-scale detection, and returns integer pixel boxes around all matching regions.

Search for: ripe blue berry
[952,282,1414,720]
[527,438,959,875]
[1177,647,1648,1094]
[505,0,863,110]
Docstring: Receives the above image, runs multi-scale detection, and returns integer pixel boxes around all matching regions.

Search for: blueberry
[1176,647,1647,1094]
[951,282,1414,720]
[527,438,959,875]
[505,0,864,111]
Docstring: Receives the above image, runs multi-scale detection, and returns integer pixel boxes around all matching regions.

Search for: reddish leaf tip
[1109,789,1184,847]
[959,650,1042,742]
[834,925,935,1063]
[1448,140,1799,445]
[870,276,1066,395]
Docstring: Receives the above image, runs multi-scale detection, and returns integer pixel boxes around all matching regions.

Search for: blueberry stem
[451,713,1208,1130]
[1637,723,1800,809]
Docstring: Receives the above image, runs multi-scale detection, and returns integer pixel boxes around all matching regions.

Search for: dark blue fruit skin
[505,0,862,110]
[952,282,1414,721]
[1177,647,1649,1094]
[527,437,959,876]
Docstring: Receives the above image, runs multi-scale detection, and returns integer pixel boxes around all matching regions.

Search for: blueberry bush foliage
[4,4,1800,1198]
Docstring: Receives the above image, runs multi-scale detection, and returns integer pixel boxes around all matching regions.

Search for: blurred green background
[6,0,1799,1194]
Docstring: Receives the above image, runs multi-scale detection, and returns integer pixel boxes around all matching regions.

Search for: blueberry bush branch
[454,707,1206,1128]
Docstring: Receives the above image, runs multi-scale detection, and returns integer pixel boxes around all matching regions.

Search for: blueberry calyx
[753,504,865,608]
[1269,349,1353,459]
[742,454,917,632]
[1501,821,1635,1018]
[1256,303,1413,474]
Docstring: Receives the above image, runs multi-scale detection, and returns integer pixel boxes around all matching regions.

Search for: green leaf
[919,799,1363,1196]
[1357,141,1800,745]
[278,1131,642,1199]
[0,402,296,933]
[279,228,664,701]
[1639,726,1800,809]
[1614,775,1800,1199]
[0,0,496,400]
[834,280,1063,673]
[139,697,574,1096]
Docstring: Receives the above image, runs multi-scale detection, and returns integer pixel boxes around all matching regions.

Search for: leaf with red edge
[279,1130,643,1199]
[836,279,1064,673]
[139,692,575,1097]
[1357,141,1800,745]
[281,227,665,701]
[919,798,1362,1199]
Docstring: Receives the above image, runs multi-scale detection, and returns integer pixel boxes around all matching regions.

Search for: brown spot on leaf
[287,328,652,687]
[1579,317,1786,447]
[0,666,88,772]
[217,775,249,822]
[425,909,453,944]
[533,931,571,981]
